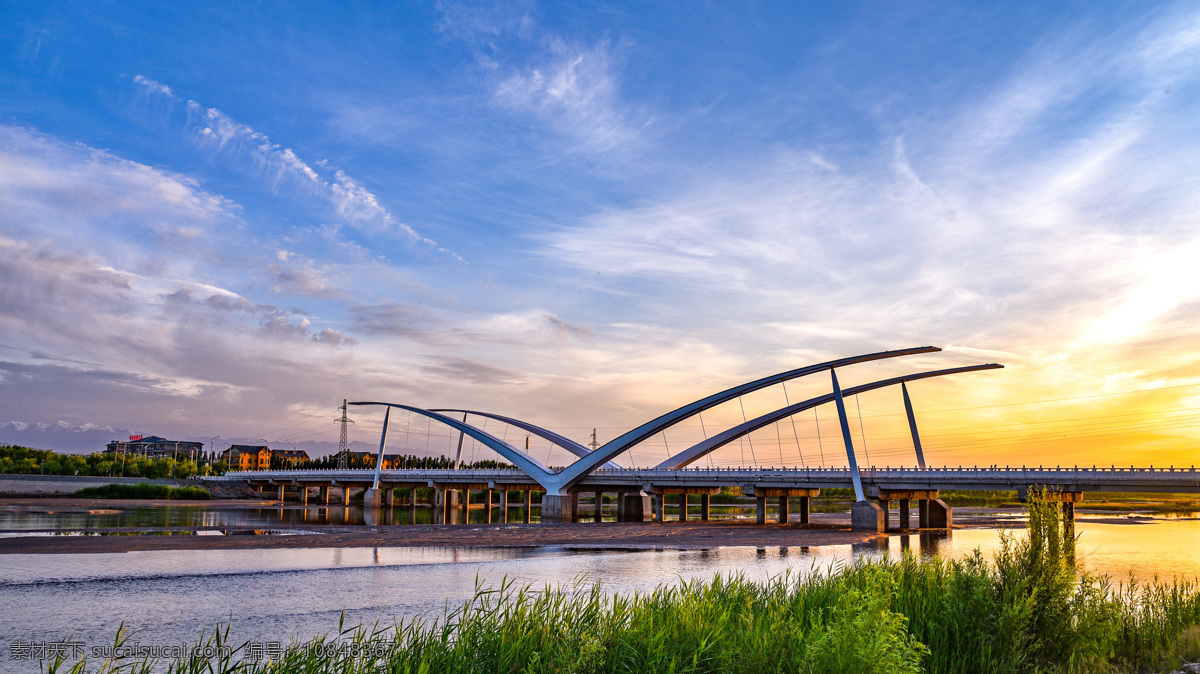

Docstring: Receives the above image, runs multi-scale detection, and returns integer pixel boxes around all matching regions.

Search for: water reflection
[0,502,796,534]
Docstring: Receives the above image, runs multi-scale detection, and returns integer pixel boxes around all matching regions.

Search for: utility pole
[336,399,353,469]
[208,437,219,474]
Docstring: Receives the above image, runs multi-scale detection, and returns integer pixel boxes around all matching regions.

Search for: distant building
[356,451,405,469]
[105,436,204,460]
[223,444,273,471]
[272,449,309,467]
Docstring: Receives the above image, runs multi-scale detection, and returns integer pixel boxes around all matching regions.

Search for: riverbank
[0,517,889,554]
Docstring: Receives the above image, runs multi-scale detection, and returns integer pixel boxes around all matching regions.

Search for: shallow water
[1,514,1198,672]
[0,502,759,530]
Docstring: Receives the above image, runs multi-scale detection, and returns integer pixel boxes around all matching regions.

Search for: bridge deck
[210,466,1200,494]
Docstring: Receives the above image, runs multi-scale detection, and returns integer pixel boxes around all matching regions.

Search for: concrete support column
[297,485,308,505]
[594,492,603,522]
[676,493,686,522]
[499,490,508,524]
[277,484,285,501]
[851,500,886,532]
[1063,501,1076,541]
[875,499,890,531]
[700,494,711,521]
[440,488,451,524]
[462,489,471,525]
[485,489,494,524]
[409,488,417,524]
[799,496,810,524]
[621,492,653,521]
[918,499,929,528]
[655,494,665,522]
[523,491,532,523]
[926,499,952,531]
[540,493,578,523]
[778,496,789,524]
[319,485,330,505]
[756,496,766,525]
[899,500,911,530]
[617,493,627,521]
[363,488,383,509]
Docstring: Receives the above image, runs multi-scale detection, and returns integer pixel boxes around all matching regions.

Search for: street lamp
[208,437,220,475]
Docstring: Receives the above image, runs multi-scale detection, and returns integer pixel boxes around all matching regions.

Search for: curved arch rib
[551,346,941,491]
[348,402,555,488]
[654,363,1003,470]
[430,409,622,470]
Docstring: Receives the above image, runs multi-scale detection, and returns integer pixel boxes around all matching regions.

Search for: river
[0,506,1197,673]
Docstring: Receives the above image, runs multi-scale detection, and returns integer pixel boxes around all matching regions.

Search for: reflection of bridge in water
[212,346,1200,532]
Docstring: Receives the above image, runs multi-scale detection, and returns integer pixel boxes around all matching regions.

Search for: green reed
[73,484,211,500]
[47,492,1200,674]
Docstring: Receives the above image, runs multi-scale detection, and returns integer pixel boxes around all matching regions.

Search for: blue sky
[3,2,1200,466]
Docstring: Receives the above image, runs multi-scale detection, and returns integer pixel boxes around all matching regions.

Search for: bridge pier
[748,488,819,525]
[295,483,308,505]
[363,487,383,509]
[462,489,472,524]
[620,491,653,521]
[655,495,666,522]
[539,493,578,523]
[523,491,532,523]
[869,489,943,532]
[756,496,766,524]
[498,490,508,523]
[926,499,951,530]
[318,485,331,505]
[409,488,417,523]
[485,490,494,524]
[851,500,886,532]
[701,494,710,521]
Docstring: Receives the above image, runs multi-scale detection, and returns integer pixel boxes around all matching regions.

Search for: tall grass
[47,492,1200,674]
[73,484,211,500]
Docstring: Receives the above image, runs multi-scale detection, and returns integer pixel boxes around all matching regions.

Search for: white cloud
[132,75,172,97]
[132,76,455,253]
[494,38,632,149]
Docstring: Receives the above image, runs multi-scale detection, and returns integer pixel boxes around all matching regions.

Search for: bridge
[219,465,1200,532]
[211,346,1200,532]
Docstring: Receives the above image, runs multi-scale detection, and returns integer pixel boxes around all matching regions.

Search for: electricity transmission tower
[336,399,354,469]
[588,428,600,451]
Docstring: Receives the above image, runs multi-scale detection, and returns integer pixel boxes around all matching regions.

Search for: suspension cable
[782,381,806,465]
[855,395,870,466]
[738,397,758,467]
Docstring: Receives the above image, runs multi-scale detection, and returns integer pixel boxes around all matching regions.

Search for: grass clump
[73,483,211,500]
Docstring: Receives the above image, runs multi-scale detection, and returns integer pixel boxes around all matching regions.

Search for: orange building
[272,449,310,467]
[223,444,272,471]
